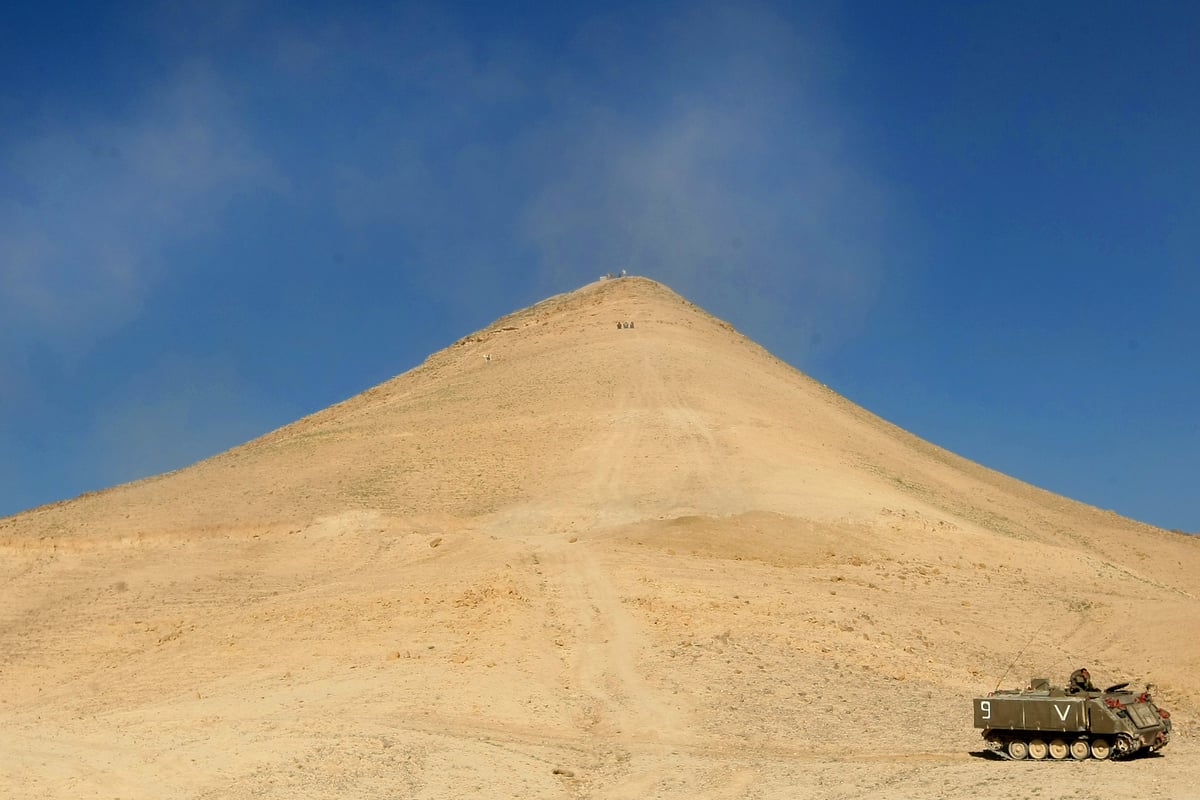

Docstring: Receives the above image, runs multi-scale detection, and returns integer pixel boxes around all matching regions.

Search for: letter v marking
[1054,704,1071,722]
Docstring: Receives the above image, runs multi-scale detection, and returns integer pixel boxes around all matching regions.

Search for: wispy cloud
[0,64,273,365]
[518,3,888,355]
[303,2,890,348]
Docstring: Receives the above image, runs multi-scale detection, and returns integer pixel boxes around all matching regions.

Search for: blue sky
[1,1,1196,531]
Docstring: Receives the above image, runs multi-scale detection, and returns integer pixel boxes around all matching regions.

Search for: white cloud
[309,2,889,353]
[518,4,888,355]
[0,64,273,360]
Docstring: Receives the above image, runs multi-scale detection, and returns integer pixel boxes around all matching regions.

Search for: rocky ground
[3,278,1196,798]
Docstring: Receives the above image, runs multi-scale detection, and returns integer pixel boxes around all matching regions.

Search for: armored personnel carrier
[973,677,1171,760]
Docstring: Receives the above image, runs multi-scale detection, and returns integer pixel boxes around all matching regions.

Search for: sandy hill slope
[2,276,1198,799]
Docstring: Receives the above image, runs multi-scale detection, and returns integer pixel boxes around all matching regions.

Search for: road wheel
[1049,739,1068,760]
[1007,739,1029,760]
[1028,739,1048,760]
[1091,739,1111,760]
[1070,740,1090,760]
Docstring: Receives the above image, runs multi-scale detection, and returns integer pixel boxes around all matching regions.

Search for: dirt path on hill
[548,538,684,740]
[582,346,748,524]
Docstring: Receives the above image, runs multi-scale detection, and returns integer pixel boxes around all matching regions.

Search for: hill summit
[2,277,1198,799]
[1,275,1160,540]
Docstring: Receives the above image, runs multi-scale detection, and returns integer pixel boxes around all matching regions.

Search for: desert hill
[2,276,1197,799]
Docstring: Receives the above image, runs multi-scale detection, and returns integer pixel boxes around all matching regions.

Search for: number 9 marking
[980,700,991,720]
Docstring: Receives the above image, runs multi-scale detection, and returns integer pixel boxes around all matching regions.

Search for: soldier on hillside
[1068,667,1098,693]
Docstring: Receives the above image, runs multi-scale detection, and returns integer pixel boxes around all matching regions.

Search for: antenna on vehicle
[994,618,1049,692]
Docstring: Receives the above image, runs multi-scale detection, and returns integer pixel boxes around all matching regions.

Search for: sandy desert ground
[2,277,1198,799]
